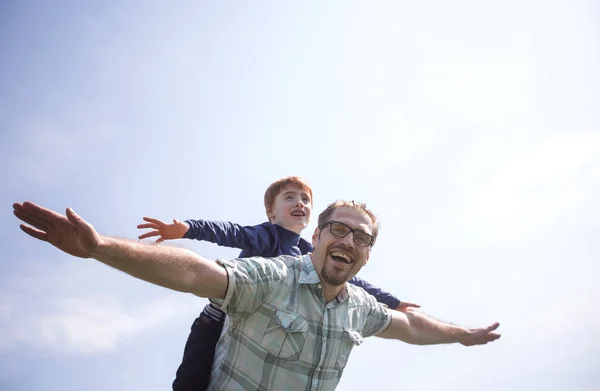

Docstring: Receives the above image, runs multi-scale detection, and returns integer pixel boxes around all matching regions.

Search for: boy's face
[267,185,312,234]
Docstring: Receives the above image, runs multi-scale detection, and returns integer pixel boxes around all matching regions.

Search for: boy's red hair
[264,176,313,217]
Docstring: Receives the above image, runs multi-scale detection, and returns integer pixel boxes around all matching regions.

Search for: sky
[1,1,599,390]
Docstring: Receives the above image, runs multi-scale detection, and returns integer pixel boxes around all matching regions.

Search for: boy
[137,176,418,391]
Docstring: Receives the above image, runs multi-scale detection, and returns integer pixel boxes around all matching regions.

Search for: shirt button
[322,337,326,343]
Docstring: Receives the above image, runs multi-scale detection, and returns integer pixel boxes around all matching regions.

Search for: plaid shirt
[208,254,392,391]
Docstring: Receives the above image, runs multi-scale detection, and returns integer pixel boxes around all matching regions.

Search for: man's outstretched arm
[377,309,501,346]
[13,201,228,299]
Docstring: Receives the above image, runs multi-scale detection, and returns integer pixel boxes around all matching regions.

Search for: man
[13,200,500,391]
[136,175,417,391]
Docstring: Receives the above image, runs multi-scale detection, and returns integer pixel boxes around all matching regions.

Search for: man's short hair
[264,176,314,213]
[317,200,380,245]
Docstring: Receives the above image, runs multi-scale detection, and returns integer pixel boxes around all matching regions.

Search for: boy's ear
[266,206,274,222]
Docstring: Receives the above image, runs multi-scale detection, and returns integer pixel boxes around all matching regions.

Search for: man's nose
[339,232,355,248]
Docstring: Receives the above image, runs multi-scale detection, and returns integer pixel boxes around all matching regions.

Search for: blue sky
[1,1,599,390]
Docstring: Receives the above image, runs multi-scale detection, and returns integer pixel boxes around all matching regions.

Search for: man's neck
[308,254,345,302]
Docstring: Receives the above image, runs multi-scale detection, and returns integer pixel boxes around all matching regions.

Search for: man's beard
[320,260,349,286]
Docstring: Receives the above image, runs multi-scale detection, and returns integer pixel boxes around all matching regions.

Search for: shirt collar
[274,224,301,246]
[298,254,321,284]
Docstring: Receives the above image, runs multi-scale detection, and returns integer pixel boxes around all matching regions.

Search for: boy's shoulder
[298,237,313,253]
[249,221,277,229]
[250,221,281,236]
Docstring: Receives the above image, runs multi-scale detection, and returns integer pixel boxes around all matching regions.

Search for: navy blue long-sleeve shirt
[184,219,401,309]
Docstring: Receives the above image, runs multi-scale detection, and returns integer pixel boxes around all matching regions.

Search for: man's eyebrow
[344,222,372,235]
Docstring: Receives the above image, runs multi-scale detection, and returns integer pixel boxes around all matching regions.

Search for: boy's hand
[396,301,421,312]
[137,217,189,244]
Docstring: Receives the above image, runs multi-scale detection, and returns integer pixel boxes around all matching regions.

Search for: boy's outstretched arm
[137,217,189,244]
[15,202,228,299]
[349,276,420,311]
[138,217,277,255]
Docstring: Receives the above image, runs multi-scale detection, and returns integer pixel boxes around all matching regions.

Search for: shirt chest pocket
[335,329,364,370]
[260,308,308,361]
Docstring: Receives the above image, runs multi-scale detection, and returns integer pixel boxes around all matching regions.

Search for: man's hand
[460,322,501,346]
[396,301,421,312]
[13,202,101,258]
[137,217,189,244]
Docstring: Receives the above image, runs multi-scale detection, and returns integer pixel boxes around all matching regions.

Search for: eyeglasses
[319,220,375,247]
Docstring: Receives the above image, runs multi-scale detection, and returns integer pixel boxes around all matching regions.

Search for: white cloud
[464,132,600,237]
[12,107,118,186]
[0,292,196,355]
[0,260,199,355]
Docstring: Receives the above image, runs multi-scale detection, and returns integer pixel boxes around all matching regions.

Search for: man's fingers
[488,332,501,341]
[20,224,49,242]
[21,202,61,225]
[66,207,87,227]
[485,322,500,332]
[155,237,164,244]
[13,209,49,231]
[478,333,501,345]
[137,223,157,229]
[13,202,53,229]
[138,231,160,239]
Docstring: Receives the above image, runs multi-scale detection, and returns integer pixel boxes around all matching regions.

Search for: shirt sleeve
[360,294,393,338]
[209,256,288,322]
[184,220,278,256]
[348,276,401,309]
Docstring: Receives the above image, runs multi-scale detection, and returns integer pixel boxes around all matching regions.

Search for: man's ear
[363,248,371,266]
[312,227,320,247]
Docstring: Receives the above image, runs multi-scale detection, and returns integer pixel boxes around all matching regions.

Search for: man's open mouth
[330,251,352,264]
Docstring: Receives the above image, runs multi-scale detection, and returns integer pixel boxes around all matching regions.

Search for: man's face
[267,185,312,234]
[311,207,373,287]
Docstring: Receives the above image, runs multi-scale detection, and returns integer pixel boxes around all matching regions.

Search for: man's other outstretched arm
[94,237,227,298]
[13,201,228,299]
[377,309,501,346]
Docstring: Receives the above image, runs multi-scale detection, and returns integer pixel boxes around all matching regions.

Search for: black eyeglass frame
[318,220,375,247]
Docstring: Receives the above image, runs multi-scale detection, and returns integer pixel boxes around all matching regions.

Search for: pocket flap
[343,329,364,346]
[275,309,308,333]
